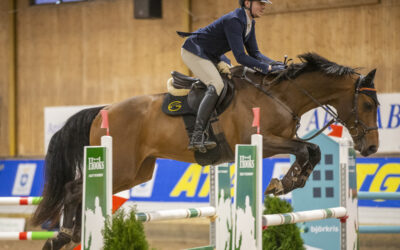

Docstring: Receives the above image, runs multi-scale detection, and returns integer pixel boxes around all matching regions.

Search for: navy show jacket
[181,7,274,74]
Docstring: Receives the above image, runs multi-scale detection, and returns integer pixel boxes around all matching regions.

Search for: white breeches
[181,48,224,95]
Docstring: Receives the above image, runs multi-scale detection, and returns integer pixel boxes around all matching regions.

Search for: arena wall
[0,0,399,156]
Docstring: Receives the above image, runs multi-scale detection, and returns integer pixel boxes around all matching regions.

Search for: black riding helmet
[239,0,272,18]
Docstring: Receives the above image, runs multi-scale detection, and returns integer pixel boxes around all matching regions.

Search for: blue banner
[356,158,400,207]
[0,158,399,208]
[0,159,44,196]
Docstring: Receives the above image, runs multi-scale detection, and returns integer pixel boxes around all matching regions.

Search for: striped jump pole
[0,197,42,205]
[135,207,216,222]
[0,231,57,240]
[357,192,400,200]
[263,207,347,227]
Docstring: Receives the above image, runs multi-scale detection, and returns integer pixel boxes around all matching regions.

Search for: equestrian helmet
[239,0,272,7]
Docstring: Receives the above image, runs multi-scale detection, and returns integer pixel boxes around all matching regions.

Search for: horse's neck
[275,73,354,117]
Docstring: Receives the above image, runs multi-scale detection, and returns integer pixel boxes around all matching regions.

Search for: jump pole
[0,231,58,240]
[263,207,347,226]
[0,197,42,205]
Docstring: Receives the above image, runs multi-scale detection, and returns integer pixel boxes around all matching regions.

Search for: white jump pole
[135,207,216,222]
[0,197,42,205]
[263,207,347,226]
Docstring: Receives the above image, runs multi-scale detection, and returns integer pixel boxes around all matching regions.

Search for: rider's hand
[269,64,285,72]
[271,61,287,68]
[217,61,232,79]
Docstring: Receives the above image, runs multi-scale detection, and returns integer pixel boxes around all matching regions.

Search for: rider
[179,0,285,152]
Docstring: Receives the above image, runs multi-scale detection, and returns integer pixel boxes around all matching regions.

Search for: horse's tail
[32,106,105,226]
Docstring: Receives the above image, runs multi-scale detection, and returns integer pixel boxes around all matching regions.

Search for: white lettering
[88,157,105,170]
[89,173,104,178]
[239,155,254,168]
[310,225,339,234]
[240,172,254,176]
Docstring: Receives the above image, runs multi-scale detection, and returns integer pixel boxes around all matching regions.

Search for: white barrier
[263,207,347,226]
[0,197,42,205]
[0,231,58,240]
[135,207,216,222]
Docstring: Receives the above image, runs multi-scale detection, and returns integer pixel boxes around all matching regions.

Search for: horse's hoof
[265,178,284,196]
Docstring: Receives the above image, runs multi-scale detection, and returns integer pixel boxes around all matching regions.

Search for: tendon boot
[188,85,219,153]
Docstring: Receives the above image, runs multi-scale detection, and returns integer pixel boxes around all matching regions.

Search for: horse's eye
[363,102,373,111]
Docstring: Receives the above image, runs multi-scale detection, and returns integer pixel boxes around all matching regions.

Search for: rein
[238,67,301,125]
[236,68,378,141]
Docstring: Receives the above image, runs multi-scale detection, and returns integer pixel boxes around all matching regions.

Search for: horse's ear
[364,69,377,82]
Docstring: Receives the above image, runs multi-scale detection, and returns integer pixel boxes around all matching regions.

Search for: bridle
[237,68,379,141]
[345,75,379,140]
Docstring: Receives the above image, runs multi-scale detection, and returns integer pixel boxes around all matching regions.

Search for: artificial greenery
[263,196,305,250]
[103,209,149,250]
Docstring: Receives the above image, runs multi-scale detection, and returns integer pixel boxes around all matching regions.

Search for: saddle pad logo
[168,101,182,112]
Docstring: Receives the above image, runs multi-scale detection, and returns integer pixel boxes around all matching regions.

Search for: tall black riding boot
[188,85,219,153]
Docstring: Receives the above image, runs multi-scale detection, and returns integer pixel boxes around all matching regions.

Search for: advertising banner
[0,158,398,208]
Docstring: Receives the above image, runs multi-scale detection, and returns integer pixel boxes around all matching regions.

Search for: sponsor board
[0,160,44,196]
[12,163,37,196]
[44,105,100,152]
[0,158,398,208]
[357,158,400,207]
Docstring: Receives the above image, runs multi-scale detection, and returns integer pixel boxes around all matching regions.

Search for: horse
[32,53,379,249]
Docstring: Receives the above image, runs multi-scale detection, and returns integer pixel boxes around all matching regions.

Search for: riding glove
[217,61,232,79]
[270,64,285,72]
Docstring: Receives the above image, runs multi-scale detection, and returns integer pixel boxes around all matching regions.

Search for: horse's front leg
[261,136,321,196]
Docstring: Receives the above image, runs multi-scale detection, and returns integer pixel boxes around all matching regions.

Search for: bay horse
[33,53,379,249]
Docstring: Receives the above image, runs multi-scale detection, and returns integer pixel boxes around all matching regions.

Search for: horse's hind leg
[43,179,82,250]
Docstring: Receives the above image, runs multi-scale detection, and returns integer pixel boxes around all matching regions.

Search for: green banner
[82,146,108,250]
[234,145,257,250]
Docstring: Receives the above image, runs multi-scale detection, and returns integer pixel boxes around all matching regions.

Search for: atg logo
[88,157,105,170]
[239,155,254,168]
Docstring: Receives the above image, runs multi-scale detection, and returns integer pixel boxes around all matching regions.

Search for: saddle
[161,71,235,166]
